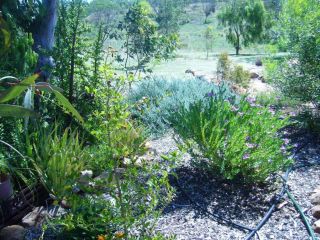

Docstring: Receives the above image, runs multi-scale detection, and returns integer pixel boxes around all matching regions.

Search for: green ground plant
[170,94,292,182]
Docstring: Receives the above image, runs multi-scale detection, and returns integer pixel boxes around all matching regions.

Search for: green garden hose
[285,188,318,240]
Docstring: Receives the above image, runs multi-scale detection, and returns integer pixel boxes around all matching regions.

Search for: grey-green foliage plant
[170,95,292,182]
[128,77,236,135]
[218,0,268,55]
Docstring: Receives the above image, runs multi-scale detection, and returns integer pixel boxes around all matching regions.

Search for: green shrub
[216,52,231,80]
[229,65,250,87]
[170,95,292,182]
[273,0,320,108]
[128,77,236,135]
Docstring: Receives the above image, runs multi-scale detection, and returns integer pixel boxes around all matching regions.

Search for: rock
[311,205,320,219]
[255,58,263,66]
[0,225,26,240]
[250,72,259,79]
[79,170,93,186]
[313,219,320,234]
[185,69,195,76]
[60,199,71,209]
[311,193,320,205]
[311,187,320,195]
[22,206,67,227]
[258,76,265,83]
[80,170,93,178]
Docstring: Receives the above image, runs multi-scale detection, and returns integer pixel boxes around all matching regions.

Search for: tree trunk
[32,0,58,81]
[236,34,240,55]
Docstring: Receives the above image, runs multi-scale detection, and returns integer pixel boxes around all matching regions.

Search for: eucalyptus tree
[218,0,268,55]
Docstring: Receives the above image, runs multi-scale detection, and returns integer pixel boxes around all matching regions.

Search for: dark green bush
[170,95,292,182]
[128,77,236,135]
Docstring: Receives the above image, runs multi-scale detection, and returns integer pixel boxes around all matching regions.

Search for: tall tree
[118,0,178,75]
[201,0,216,24]
[218,0,267,55]
[149,0,187,35]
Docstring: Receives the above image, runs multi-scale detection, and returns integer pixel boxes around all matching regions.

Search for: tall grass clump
[170,93,292,183]
[128,77,236,135]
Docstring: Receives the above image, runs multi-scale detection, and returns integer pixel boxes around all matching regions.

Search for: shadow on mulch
[164,166,280,226]
[162,126,320,227]
[285,125,320,169]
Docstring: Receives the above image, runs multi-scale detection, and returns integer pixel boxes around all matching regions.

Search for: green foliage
[128,77,236,135]
[53,0,90,109]
[118,0,179,75]
[216,52,231,81]
[218,0,268,55]
[272,0,320,108]
[151,0,187,35]
[53,157,175,239]
[0,74,83,123]
[229,65,250,87]
[0,13,37,76]
[0,153,8,175]
[30,127,87,200]
[170,95,292,182]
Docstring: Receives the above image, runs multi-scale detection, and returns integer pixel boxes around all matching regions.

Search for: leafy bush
[229,65,250,87]
[128,77,236,135]
[216,52,231,81]
[170,95,292,182]
[217,53,250,87]
[273,0,320,108]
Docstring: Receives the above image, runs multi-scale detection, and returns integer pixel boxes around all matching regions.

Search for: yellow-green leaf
[0,74,39,103]
[52,90,84,123]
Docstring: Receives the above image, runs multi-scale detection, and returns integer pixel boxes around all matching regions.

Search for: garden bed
[152,130,320,239]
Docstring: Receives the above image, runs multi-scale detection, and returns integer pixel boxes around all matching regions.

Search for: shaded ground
[152,129,320,240]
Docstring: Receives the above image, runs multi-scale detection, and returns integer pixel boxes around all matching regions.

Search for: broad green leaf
[0,74,39,103]
[52,90,84,123]
[0,104,36,117]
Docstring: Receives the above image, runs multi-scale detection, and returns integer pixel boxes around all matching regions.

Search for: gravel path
[153,130,320,240]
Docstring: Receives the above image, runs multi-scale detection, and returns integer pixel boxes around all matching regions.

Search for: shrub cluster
[170,93,292,182]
